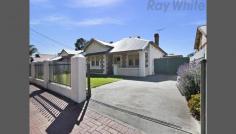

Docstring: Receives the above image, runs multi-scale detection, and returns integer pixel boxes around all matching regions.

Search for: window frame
[91,56,100,67]
[127,54,139,68]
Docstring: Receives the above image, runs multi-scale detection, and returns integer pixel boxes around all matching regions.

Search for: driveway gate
[154,57,189,75]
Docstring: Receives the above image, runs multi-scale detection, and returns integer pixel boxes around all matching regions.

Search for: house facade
[30,54,57,63]
[50,49,82,62]
[190,25,207,62]
[84,33,167,77]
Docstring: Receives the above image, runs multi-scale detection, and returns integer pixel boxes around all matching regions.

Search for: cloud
[76,18,123,26]
[68,0,123,8]
[30,15,124,27]
[180,20,206,27]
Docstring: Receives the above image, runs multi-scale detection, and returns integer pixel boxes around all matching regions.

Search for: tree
[29,44,38,56]
[75,38,87,50]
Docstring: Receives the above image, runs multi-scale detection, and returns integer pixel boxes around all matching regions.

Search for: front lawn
[90,77,121,88]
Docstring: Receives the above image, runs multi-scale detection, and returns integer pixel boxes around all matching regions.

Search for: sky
[30,0,206,56]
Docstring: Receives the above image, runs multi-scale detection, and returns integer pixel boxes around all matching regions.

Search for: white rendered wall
[30,54,87,103]
[139,51,146,77]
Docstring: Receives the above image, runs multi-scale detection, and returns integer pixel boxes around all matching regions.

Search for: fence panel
[35,63,44,79]
[49,62,71,86]
[154,57,189,75]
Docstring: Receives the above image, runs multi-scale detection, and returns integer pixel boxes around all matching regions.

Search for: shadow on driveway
[30,84,89,134]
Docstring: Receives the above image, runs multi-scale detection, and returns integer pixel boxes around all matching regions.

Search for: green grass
[51,73,121,88]
[90,77,121,88]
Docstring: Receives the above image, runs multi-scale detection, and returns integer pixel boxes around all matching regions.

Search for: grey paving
[90,75,200,134]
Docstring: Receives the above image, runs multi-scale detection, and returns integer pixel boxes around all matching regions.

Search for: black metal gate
[86,64,91,99]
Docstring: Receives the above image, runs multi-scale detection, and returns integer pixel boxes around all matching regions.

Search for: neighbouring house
[190,25,207,62]
[30,54,57,63]
[50,49,82,62]
[83,33,167,77]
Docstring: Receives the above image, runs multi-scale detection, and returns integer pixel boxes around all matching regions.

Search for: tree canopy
[75,38,87,50]
[29,44,38,56]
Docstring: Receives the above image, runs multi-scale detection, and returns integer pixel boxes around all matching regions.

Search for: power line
[30,32,63,50]
[30,27,74,49]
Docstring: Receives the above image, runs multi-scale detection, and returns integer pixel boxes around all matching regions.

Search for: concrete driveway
[90,75,200,134]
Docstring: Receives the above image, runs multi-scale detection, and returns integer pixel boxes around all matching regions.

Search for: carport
[154,56,189,75]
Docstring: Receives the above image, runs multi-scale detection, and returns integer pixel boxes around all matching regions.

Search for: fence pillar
[139,51,146,77]
[43,61,50,88]
[71,55,86,103]
[31,62,35,79]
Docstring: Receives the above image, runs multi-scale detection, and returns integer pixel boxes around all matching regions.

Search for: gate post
[87,63,91,99]
[71,55,86,103]
[201,59,207,134]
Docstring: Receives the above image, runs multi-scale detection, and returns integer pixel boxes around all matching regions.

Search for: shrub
[177,63,189,77]
[188,93,200,120]
[177,62,201,100]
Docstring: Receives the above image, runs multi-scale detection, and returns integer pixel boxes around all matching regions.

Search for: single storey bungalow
[50,49,83,62]
[83,33,167,77]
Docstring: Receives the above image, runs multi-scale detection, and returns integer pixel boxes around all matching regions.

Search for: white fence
[29,55,86,103]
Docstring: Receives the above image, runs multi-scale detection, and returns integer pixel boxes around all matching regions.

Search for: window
[91,57,95,66]
[128,54,139,67]
[128,59,133,66]
[116,57,120,62]
[145,52,148,67]
[91,56,100,67]
[114,56,121,64]
[135,58,139,66]
[96,58,100,66]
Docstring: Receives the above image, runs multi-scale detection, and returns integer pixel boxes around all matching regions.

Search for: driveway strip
[90,99,192,134]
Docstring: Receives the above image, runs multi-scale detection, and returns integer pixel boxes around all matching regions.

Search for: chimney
[154,33,159,46]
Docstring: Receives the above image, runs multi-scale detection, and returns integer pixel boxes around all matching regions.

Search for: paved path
[91,75,200,134]
[29,85,143,134]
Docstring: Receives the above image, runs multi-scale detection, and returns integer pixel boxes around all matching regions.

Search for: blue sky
[30,0,206,56]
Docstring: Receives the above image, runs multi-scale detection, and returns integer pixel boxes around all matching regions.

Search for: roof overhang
[84,51,108,56]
